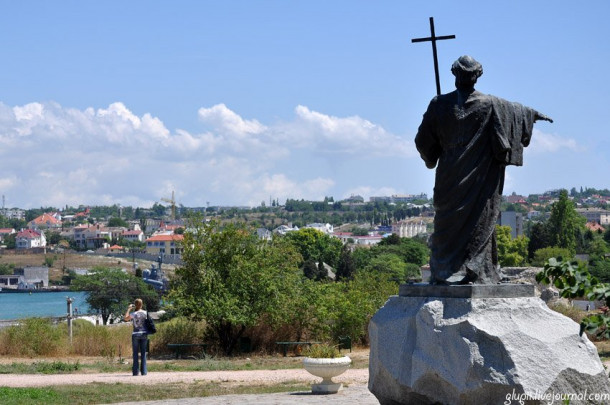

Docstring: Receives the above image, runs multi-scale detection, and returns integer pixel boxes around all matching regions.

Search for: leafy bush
[152,317,206,354]
[536,257,610,338]
[532,246,572,267]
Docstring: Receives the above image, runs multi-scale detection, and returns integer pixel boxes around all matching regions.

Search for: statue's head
[451,55,483,91]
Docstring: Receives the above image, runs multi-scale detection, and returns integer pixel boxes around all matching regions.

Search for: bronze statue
[415,55,552,285]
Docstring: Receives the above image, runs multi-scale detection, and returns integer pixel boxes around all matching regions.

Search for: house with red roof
[585,222,605,233]
[28,213,62,230]
[16,229,46,249]
[122,229,144,243]
[145,234,184,258]
[0,228,16,243]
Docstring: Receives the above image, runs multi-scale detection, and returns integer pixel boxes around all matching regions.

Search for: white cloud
[198,103,266,136]
[277,105,415,157]
[527,129,582,154]
[0,101,582,209]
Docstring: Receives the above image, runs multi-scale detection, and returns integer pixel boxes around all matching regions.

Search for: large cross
[411,17,456,96]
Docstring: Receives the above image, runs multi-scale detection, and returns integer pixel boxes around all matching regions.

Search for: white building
[305,223,334,234]
[16,229,46,249]
[392,219,427,238]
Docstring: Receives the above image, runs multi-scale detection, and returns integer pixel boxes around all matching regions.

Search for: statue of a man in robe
[415,55,552,285]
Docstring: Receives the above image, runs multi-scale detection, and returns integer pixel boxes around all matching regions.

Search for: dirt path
[0,368,369,388]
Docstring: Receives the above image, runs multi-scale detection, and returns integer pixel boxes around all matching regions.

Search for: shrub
[532,247,572,267]
[152,317,206,354]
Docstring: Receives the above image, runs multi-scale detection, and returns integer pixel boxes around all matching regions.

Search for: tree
[71,267,159,325]
[170,220,303,355]
[336,245,356,281]
[376,237,428,266]
[527,221,550,261]
[108,217,128,227]
[496,225,529,266]
[547,189,585,255]
[364,253,408,283]
[284,228,343,268]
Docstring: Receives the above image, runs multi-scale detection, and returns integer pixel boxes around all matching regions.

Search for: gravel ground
[0,368,369,388]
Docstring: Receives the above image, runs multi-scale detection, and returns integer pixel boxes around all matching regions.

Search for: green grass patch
[0,387,62,405]
[0,382,310,405]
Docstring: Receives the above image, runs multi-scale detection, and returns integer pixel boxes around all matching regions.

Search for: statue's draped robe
[415,90,537,284]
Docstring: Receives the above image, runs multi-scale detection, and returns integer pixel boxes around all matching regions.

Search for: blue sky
[0,1,607,209]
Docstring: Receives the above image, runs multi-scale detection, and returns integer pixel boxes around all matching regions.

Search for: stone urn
[303,356,352,394]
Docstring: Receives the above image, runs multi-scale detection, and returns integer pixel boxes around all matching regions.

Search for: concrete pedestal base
[312,382,343,394]
[368,286,610,405]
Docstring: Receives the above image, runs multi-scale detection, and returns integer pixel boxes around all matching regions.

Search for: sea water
[0,291,91,320]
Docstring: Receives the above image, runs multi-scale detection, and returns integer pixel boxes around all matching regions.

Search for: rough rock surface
[368,296,610,405]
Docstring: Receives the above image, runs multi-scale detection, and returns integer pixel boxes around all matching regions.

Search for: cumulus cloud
[0,101,579,209]
[527,129,582,154]
[274,105,415,157]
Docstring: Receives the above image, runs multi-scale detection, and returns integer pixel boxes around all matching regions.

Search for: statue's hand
[534,112,553,123]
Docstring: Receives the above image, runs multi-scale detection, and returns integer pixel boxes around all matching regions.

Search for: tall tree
[170,220,302,355]
[71,267,159,325]
[546,189,585,255]
[336,245,356,281]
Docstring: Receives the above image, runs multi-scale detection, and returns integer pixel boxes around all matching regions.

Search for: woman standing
[124,298,147,376]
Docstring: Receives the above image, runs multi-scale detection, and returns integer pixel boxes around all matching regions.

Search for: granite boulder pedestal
[368,284,610,405]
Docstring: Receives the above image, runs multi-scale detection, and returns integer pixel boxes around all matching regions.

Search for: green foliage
[404,263,422,280]
[0,262,15,275]
[336,245,355,281]
[284,228,343,268]
[43,256,56,267]
[528,221,550,260]
[107,217,128,227]
[305,271,397,343]
[152,317,206,354]
[364,253,407,283]
[0,387,61,404]
[532,246,573,267]
[588,257,610,283]
[495,225,529,266]
[170,220,303,355]
[375,237,428,266]
[71,266,159,325]
[546,189,585,255]
[536,258,610,339]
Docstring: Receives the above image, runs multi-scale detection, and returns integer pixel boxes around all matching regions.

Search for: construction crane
[161,191,177,220]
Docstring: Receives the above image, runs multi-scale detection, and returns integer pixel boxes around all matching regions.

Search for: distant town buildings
[392,219,427,238]
[369,193,428,204]
[576,208,610,226]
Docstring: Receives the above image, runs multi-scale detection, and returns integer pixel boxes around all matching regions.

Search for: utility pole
[66,297,74,343]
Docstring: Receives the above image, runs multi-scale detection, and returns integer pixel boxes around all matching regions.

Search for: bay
[0,291,91,320]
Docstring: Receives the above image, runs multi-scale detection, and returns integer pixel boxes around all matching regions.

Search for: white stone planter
[302,356,352,394]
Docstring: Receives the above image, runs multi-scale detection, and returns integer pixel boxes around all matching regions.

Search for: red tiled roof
[146,234,184,242]
[30,213,61,225]
[17,229,42,239]
[586,222,605,232]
